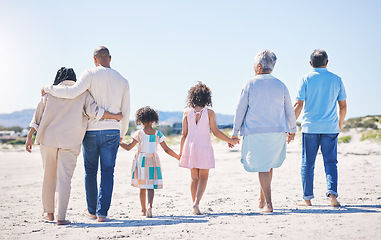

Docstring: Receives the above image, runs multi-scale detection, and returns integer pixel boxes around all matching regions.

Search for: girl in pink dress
[179,82,239,214]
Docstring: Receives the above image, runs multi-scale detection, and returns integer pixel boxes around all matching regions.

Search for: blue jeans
[83,130,120,217]
[301,133,339,200]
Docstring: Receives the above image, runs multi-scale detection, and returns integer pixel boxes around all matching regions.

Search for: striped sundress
[131,130,165,189]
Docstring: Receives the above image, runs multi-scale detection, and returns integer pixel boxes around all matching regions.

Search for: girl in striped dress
[120,106,180,218]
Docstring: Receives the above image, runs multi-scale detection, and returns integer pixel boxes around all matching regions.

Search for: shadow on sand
[68,215,208,228]
[67,205,380,228]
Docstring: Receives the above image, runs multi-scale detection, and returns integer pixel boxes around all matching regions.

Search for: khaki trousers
[40,144,80,221]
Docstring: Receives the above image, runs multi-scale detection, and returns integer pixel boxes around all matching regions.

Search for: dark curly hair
[186,82,212,108]
[135,106,159,125]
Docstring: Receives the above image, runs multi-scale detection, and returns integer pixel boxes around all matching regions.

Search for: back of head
[310,49,328,68]
[53,67,76,85]
[254,50,277,73]
[135,106,159,125]
[186,82,212,108]
[93,46,110,59]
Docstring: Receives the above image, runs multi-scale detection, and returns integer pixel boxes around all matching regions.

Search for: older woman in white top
[232,50,297,213]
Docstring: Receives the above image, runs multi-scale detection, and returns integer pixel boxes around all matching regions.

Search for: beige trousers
[40,144,80,221]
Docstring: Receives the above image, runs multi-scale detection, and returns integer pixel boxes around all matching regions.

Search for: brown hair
[186,82,212,108]
[135,106,159,125]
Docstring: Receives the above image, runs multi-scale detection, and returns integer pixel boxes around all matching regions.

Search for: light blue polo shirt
[296,68,346,133]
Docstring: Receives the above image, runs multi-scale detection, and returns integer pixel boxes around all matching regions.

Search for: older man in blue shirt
[294,49,347,207]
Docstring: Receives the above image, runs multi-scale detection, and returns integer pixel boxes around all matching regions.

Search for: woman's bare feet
[261,203,273,213]
[42,213,54,221]
[146,208,153,218]
[297,200,312,206]
[57,220,71,225]
[258,198,265,209]
[141,208,147,216]
[193,204,202,215]
[329,194,341,207]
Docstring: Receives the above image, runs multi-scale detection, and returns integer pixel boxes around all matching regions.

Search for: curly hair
[186,82,212,108]
[135,106,159,125]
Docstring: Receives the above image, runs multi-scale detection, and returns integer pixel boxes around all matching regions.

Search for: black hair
[310,49,328,68]
[186,82,212,108]
[53,67,76,85]
[135,106,159,125]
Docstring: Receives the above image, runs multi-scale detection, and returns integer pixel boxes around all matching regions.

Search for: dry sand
[0,131,380,239]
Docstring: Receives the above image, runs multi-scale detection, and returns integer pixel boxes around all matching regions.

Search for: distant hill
[0,109,36,128]
[0,109,234,128]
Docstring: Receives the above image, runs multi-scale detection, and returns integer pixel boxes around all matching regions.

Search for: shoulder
[157,131,165,138]
[207,108,215,117]
[326,70,342,80]
[183,109,190,118]
[132,130,142,139]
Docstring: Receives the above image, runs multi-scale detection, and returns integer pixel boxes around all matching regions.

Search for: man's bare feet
[97,217,109,222]
[193,204,202,215]
[329,194,341,207]
[261,203,273,213]
[146,208,153,218]
[57,220,71,225]
[84,209,97,219]
[297,200,312,206]
[42,213,54,221]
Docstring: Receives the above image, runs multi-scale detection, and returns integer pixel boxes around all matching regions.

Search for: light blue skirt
[241,132,286,172]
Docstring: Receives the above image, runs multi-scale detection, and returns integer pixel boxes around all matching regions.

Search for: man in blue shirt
[294,49,347,207]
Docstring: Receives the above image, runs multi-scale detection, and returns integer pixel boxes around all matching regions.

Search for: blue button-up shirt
[233,74,297,136]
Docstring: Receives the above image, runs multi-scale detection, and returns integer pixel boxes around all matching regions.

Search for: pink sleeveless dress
[179,107,215,169]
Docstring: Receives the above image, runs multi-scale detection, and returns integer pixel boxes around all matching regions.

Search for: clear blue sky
[1,0,380,119]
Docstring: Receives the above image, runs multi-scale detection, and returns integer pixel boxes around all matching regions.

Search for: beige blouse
[30,81,104,148]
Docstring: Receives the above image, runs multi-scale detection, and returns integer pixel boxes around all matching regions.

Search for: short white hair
[254,50,277,73]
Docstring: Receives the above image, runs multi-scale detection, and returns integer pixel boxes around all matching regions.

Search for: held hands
[286,132,295,144]
[228,136,240,148]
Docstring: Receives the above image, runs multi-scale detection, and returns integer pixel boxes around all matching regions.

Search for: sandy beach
[0,131,380,239]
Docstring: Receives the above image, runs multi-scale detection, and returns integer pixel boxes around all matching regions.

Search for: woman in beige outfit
[26,67,122,225]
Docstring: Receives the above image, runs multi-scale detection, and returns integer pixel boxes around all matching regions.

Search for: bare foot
[258,198,265,209]
[84,209,97,219]
[297,200,312,206]
[261,203,273,213]
[97,217,109,222]
[146,208,153,218]
[193,204,202,215]
[42,213,54,221]
[329,194,341,207]
[141,209,147,216]
[57,220,71,225]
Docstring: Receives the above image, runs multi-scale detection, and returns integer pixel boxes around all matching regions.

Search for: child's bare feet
[329,194,341,207]
[42,212,54,221]
[146,208,153,218]
[193,204,202,215]
[57,220,71,225]
[298,200,312,206]
[261,203,273,213]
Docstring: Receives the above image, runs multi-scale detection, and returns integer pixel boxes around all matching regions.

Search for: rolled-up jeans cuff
[97,214,107,218]
[326,190,338,198]
[303,195,314,200]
